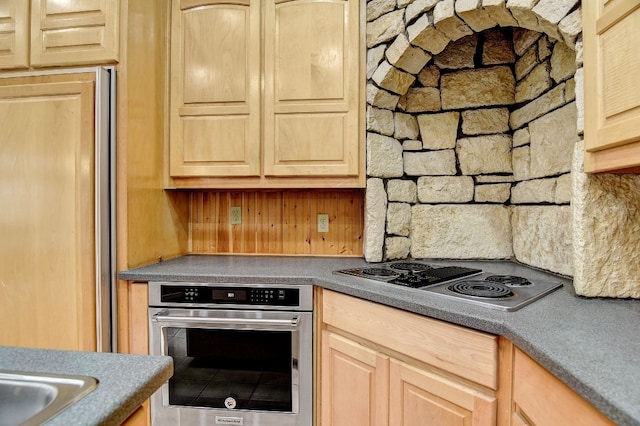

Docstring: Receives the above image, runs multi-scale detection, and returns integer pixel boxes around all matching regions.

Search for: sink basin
[0,370,98,426]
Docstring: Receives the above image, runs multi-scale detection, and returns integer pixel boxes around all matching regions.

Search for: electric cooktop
[333,261,563,311]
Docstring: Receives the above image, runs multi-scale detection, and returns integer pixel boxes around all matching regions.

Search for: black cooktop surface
[334,261,482,288]
[333,261,563,311]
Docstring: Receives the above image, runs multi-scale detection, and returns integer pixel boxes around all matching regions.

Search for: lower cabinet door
[388,359,497,426]
[321,331,389,426]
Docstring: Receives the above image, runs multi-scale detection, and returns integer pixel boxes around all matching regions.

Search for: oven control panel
[159,285,300,307]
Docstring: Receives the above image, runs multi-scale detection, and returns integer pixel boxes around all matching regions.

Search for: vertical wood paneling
[189,190,364,256]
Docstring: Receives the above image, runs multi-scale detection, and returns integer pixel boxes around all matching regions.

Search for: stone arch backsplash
[363,0,582,277]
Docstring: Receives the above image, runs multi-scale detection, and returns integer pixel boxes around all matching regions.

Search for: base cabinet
[510,348,615,426]
[117,281,151,426]
[319,289,498,426]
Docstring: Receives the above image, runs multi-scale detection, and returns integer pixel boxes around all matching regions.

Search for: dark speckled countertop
[120,254,640,426]
[0,346,172,425]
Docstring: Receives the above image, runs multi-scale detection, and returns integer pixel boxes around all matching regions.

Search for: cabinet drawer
[321,290,498,389]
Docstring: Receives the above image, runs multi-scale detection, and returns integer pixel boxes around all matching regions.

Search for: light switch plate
[317,214,329,233]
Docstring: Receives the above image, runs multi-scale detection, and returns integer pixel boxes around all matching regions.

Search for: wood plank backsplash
[189,190,364,256]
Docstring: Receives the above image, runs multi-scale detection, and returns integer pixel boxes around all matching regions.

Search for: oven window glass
[166,327,293,412]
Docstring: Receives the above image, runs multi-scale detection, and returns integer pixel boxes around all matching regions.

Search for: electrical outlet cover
[317,213,329,233]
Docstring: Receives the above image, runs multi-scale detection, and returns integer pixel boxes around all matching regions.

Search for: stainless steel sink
[0,370,98,426]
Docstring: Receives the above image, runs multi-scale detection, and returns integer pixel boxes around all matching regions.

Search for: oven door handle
[152,312,301,329]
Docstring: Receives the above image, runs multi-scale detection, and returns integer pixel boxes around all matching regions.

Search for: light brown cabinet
[0,0,119,69]
[117,281,151,426]
[583,0,640,172]
[319,289,498,426]
[0,72,99,351]
[167,0,364,189]
[509,347,615,426]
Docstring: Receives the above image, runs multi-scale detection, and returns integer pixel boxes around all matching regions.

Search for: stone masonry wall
[364,0,581,278]
[364,0,640,298]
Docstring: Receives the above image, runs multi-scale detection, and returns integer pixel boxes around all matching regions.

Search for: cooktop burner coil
[485,275,532,286]
[361,268,397,277]
[389,262,434,272]
[447,281,514,299]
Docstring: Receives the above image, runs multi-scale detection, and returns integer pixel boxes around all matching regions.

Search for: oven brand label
[215,416,243,425]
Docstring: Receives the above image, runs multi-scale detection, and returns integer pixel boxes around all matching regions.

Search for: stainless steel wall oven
[149,282,313,426]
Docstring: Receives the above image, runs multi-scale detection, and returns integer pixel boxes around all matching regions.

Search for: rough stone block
[508,0,543,32]
[550,41,577,83]
[405,0,440,23]
[395,112,420,140]
[474,183,511,203]
[364,178,387,262]
[434,0,474,40]
[366,84,400,110]
[367,10,406,48]
[434,34,477,69]
[558,8,582,49]
[572,140,640,297]
[367,44,387,80]
[398,87,441,112]
[418,111,460,149]
[511,178,556,203]
[457,134,513,175]
[404,150,457,176]
[387,179,418,203]
[367,132,404,178]
[417,176,475,202]
[483,0,519,26]
[441,66,515,110]
[461,107,509,135]
[555,172,572,204]
[385,237,412,260]
[411,205,513,259]
[387,203,412,236]
[372,61,416,95]
[515,46,539,81]
[367,0,397,22]
[418,65,441,87]
[529,102,579,179]
[575,67,583,134]
[515,62,552,103]
[510,83,565,129]
[512,145,531,181]
[482,28,516,65]
[512,27,542,56]
[402,140,423,150]
[532,0,579,25]
[456,0,497,31]
[367,106,395,136]
[538,35,553,60]
[512,206,573,276]
[386,34,432,74]
[407,14,451,55]
[513,127,530,147]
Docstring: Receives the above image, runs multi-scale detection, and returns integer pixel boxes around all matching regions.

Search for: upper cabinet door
[263,0,360,177]
[584,0,640,172]
[0,0,29,69]
[30,0,119,66]
[169,0,261,177]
